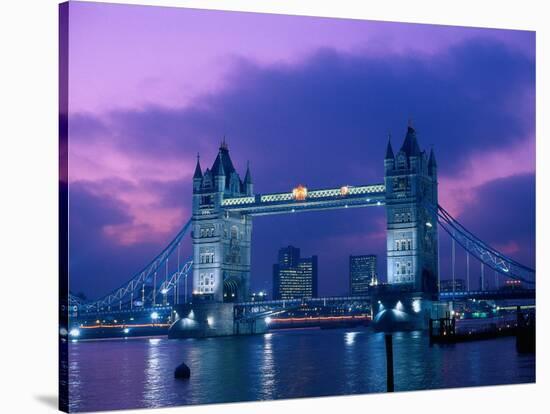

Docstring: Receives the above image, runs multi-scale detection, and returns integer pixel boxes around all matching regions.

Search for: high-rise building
[439,278,465,292]
[349,255,377,295]
[273,246,318,300]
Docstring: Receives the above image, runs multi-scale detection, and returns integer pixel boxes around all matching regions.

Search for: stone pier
[168,302,267,339]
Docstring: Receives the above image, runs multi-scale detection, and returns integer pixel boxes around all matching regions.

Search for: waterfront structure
[349,255,377,295]
[384,125,439,295]
[273,246,318,300]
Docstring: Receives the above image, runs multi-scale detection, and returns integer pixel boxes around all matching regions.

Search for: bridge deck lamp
[292,184,308,201]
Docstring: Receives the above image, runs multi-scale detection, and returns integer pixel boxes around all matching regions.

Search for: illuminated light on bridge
[395,301,404,312]
[412,299,421,313]
[292,184,308,201]
[151,312,159,321]
[123,328,130,334]
[69,328,80,337]
[340,186,350,196]
[264,316,272,324]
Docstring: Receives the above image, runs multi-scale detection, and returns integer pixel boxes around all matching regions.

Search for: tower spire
[401,121,421,156]
[214,148,225,176]
[385,132,394,159]
[244,160,252,184]
[220,135,228,151]
[428,146,437,171]
[193,152,202,179]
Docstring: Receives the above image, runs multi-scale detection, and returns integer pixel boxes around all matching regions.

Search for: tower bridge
[191,126,438,304]
[68,124,535,338]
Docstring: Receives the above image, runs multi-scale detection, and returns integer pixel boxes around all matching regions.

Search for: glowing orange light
[340,186,349,196]
[292,184,308,201]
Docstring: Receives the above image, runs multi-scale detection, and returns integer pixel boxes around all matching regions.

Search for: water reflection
[143,337,163,407]
[260,333,275,399]
[69,329,535,412]
[345,331,358,346]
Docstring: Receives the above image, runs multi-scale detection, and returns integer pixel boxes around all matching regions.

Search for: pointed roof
[428,147,437,169]
[244,161,252,184]
[211,140,237,176]
[400,125,421,156]
[193,153,203,179]
[213,149,226,176]
[385,134,394,159]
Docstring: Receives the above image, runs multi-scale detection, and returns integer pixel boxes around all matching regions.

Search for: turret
[244,161,253,195]
[193,153,203,192]
[213,149,226,193]
[428,147,437,177]
[384,134,395,174]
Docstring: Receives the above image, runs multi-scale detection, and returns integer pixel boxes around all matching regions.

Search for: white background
[0,0,548,412]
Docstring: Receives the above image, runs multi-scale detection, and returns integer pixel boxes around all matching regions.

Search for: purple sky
[66,1,535,299]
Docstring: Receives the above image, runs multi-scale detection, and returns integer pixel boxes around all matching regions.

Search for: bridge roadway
[221,184,386,216]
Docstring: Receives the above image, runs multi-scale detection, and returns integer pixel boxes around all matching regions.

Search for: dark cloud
[455,173,535,266]
[438,173,535,289]
[68,182,189,297]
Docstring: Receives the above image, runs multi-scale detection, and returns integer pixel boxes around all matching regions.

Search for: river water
[68,328,535,412]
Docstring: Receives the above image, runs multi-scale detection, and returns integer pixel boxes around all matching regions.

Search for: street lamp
[151,311,159,326]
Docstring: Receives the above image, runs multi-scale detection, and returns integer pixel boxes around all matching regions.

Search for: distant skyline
[66,1,535,299]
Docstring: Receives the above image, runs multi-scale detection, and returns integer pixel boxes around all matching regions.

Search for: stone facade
[384,125,439,295]
[192,140,253,303]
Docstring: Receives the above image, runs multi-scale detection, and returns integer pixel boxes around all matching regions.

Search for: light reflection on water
[68,328,535,412]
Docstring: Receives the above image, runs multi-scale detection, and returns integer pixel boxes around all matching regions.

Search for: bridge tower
[191,140,253,303]
[384,125,439,296]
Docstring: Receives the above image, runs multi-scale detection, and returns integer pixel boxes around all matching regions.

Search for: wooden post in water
[385,333,394,392]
